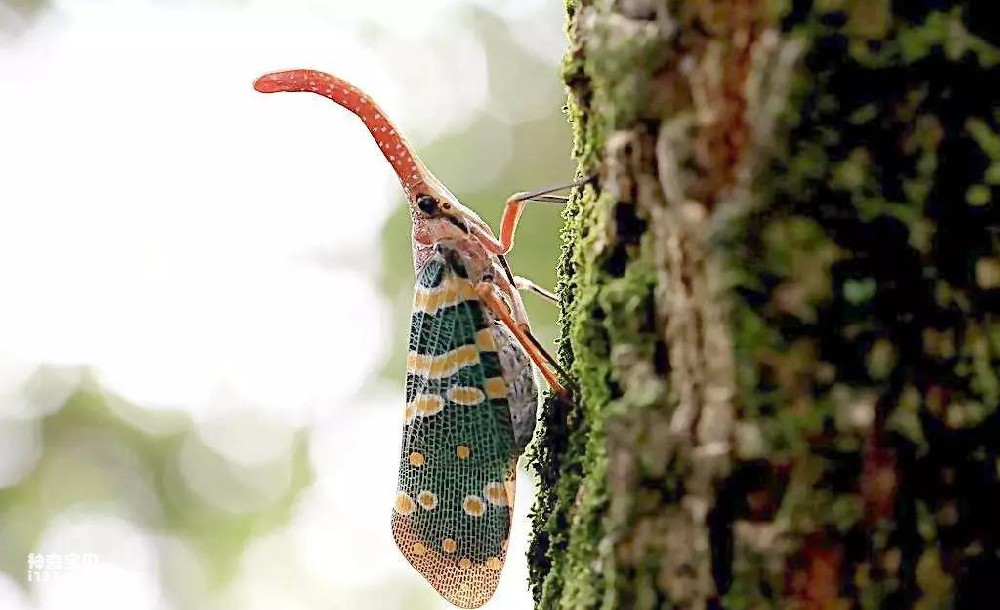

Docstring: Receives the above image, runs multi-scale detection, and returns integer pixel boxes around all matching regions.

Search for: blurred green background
[0,1,572,608]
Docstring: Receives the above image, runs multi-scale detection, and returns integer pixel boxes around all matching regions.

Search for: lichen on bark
[529,1,1000,609]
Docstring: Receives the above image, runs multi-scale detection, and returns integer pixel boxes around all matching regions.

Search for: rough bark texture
[529,1,1000,609]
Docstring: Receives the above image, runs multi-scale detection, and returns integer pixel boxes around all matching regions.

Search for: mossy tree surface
[529,1,1000,609]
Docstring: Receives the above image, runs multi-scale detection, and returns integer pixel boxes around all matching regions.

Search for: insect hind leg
[475,281,569,397]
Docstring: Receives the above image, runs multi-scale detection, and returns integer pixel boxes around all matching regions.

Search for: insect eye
[416,195,438,215]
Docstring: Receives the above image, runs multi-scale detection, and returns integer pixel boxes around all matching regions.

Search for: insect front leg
[471,175,592,255]
[475,280,569,397]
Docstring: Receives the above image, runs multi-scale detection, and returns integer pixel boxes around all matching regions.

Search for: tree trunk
[529,1,999,609]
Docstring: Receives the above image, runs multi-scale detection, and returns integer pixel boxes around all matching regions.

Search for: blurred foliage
[0,367,312,606]
[0,3,572,608]
[0,0,50,38]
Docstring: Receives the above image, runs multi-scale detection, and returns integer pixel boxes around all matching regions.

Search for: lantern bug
[253,69,582,608]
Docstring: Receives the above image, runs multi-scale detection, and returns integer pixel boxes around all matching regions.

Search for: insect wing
[393,248,517,608]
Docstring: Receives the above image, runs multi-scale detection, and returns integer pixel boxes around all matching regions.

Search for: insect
[254,69,578,608]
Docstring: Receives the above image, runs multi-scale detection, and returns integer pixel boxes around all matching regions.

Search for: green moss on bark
[723,4,1000,607]
[531,1,999,609]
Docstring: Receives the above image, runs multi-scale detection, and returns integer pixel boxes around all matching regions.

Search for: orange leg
[475,281,569,397]
[491,262,533,329]
[473,176,591,255]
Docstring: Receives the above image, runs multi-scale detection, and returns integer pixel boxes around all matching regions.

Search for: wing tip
[391,514,504,608]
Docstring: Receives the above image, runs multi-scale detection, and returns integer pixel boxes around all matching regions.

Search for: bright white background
[0,0,567,608]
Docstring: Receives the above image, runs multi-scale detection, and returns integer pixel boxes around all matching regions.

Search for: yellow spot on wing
[462,495,486,517]
[484,377,507,399]
[456,445,471,459]
[458,557,472,570]
[447,386,485,406]
[406,352,429,371]
[435,346,478,377]
[412,279,477,314]
[484,482,508,506]
[417,490,438,510]
[412,289,441,314]
[394,491,415,516]
[476,328,496,351]
[505,479,517,510]
[411,542,427,556]
[409,394,444,417]
[442,538,457,553]
[407,345,481,380]
[408,452,425,467]
[485,557,502,571]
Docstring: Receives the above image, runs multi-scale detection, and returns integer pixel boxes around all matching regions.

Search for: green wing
[391,246,517,609]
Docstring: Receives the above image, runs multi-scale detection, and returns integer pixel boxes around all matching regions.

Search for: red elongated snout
[252,74,291,94]
[253,69,500,253]
[253,69,429,197]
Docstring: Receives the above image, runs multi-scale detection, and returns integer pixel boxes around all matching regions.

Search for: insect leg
[513,276,559,305]
[490,268,560,364]
[496,252,559,306]
[475,281,569,396]
[491,259,532,327]
[474,175,592,255]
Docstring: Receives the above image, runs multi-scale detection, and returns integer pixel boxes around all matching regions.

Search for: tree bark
[529,1,1000,609]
